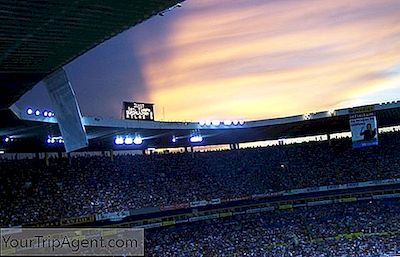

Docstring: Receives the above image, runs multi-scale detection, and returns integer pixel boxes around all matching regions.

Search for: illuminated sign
[350,112,378,148]
[123,102,154,121]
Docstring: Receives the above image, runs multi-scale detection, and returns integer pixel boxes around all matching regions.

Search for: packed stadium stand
[146,200,400,256]
[1,128,400,256]
[0,130,399,226]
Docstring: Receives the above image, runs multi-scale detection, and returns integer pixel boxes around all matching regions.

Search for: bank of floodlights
[199,119,245,127]
[303,113,312,120]
[190,130,203,143]
[190,135,203,143]
[114,135,143,145]
[46,136,64,144]
[26,108,54,117]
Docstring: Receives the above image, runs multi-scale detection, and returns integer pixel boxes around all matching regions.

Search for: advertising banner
[349,112,378,148]
[95,211,129,222]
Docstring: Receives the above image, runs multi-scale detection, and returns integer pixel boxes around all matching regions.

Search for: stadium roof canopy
[0,0,184,110]
[1,101,400,152]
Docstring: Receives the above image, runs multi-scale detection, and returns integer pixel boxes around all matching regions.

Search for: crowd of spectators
[1,131,400,227]
[146,200,400,256]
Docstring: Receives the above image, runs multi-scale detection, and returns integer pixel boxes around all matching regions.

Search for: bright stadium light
[124,137,133,145]
[303,113,311,120]
[223,120,232,126]
[46,136,64,144]
[133,136,143,145]
[43,111,48,117]
[4,137,10,143]
[205,120,211,126]
[190,135,203,143]
[172,136,177,143]
[233,120,239,125]
[199,120,205,126]
[239,120,245,125]
[48,111,54,117]
[26,108,33,115]
[115,137,124,145]
[211,120,220,126]
[35,110,41,116]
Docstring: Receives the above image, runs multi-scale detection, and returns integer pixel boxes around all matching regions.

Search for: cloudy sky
[19,0,400,121]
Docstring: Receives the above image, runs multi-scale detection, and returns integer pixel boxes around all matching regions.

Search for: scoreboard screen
[123,102,154,121]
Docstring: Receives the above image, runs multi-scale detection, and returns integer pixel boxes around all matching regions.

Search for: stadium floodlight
[303,113,312,120]
[211,120,220,126]
[190,135,203,143]
[115,137,124,145]
[239,120,245,125]
[35,110,41,116]
[233,120,239,125]
[133,136,143,145]
[43,111,48,117]
[0,150,4,154]
[223,120,232,126]
[199,120,205,126]
[172,136,177,143]
[205,120,211,126]
[4,137,10,143]
[26,108,33,115]
[124,137,133,145]
[48,111,54,117]
[47,136,63,144]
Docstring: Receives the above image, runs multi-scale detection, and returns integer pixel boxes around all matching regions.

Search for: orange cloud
[134,0,400,121]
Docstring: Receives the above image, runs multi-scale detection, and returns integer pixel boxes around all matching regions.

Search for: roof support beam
[44,69,88,152]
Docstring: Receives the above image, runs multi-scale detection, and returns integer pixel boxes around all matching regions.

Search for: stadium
[1,0,400,256]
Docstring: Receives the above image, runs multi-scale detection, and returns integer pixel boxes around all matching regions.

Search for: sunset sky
[19,0,400,121]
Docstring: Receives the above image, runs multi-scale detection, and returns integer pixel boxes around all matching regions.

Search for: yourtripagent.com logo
[0,228,144,256]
